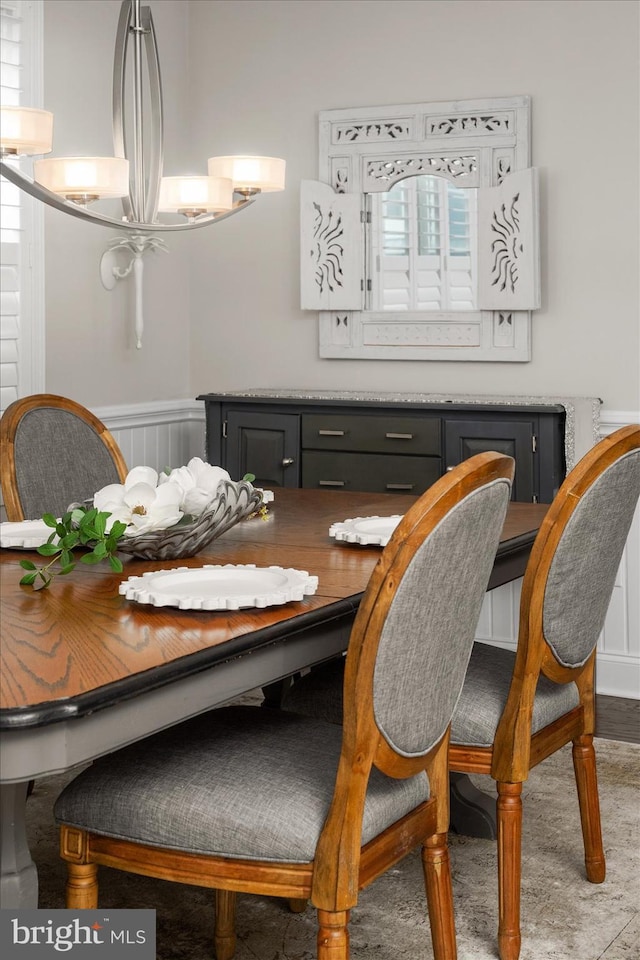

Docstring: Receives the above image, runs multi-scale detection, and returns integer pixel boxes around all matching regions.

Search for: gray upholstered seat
[0,394,127,520]
[52,451,515,960]
[55,705,428,863]
[283,644,580,749]
[450,643,579,746]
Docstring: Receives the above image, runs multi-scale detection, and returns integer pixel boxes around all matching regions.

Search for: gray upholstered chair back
[372,477,512,758]
[542,449,640,668]
[14,407,123,518]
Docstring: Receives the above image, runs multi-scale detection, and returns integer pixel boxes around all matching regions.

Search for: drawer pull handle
[282,458,295,467]
[318,480,346,487]
[318,429,345,437]
[386,483,414,491]
[385,432,414,440]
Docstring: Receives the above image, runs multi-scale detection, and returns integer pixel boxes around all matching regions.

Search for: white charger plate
[329,515,402,547]
[0,519,58,550]
[119,563,318,611]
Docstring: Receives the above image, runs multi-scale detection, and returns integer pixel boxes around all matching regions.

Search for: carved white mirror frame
[300,95,540,362]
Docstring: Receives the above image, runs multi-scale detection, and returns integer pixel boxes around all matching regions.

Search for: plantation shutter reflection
[370,176,478,312]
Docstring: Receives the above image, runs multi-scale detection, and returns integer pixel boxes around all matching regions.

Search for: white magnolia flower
[160,457,231,517]
[94,468,184,536]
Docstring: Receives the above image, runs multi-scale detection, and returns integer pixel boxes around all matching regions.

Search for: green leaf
[19,558,37,570]
[59,563,76,575]
[37,543,61,557]
[42,513,58,528]
[92,541,108,559]
[109,554,124,573]
[79,508,98,529]
[70,508,86,528]
[20,572,37,586]
[60,532,79,550]
[242,473,256,483]
[110,520,127,539]
[59,549,73,568]
[79,552,104,565]
[93,513,107,538]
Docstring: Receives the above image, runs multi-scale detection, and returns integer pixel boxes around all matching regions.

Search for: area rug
[26,737,639,960]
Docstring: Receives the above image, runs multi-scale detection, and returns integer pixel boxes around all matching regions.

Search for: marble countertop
[197,390,602,468]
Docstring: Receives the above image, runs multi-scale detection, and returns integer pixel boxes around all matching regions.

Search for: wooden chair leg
[572,735,606,883]
[288,897,308,912]
[317,908,349,960]
[66,862,99,909]
[214,889,237,960]
[497,781,522,960]
[422,832,457,960]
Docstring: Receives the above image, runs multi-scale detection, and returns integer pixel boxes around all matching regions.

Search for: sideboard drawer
[301,414,441,455]
[302,451,442,494]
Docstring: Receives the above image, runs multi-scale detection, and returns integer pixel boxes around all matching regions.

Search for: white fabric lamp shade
[158,176,233,215]
[0,106,53,156]
[33,156,130,200]
[207,155,285,193]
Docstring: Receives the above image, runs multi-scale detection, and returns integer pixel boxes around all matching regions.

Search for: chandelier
[0,0,285,346]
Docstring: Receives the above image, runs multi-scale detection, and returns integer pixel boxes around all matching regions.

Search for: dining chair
[0,393,128,520]
[53,451,514,960]
[281,423,640,960]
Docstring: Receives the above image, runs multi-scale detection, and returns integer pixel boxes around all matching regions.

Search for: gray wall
[42,0,639,413]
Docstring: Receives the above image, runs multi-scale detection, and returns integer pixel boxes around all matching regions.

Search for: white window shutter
[1,0,45,421]
[300,180,363,311]
[0,242,20,411]
[478,168,540,311]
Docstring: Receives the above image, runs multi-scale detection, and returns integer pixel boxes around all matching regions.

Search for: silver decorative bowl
[116,480,263,561]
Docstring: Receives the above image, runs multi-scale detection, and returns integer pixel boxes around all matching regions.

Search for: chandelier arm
[131,0,145,222]
[113,0,133,222]
[0,161,255,232]
[142,5,163,224]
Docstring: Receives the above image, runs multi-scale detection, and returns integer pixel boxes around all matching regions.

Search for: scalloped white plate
[329,515,402,547]
[0,519,58,550]
[119,563,319,611]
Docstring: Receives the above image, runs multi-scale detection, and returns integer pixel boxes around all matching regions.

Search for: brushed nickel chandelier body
[0,0,285,346]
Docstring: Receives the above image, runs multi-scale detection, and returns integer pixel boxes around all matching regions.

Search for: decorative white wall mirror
[300,96,540,361]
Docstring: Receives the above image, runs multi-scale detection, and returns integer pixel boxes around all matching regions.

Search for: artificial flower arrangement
[19,458,265,590]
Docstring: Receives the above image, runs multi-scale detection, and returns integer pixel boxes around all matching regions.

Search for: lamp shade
[158,176,233,215]
[0,106,53,156]
[33,157,130,200]
[207,156,286,193]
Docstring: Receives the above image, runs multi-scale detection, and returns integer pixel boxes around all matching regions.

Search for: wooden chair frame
[448,424,640,960]
[0,393,128,521]
[59,451,515,960]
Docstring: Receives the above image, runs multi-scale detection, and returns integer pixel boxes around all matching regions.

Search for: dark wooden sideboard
[197,392,567,504]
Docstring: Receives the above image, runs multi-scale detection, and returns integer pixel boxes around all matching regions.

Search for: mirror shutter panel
[300,180,363,310]
[477,167,540,311]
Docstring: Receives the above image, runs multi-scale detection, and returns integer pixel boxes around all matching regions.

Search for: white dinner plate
[0,519,58,550]
[119,563,319,610]
[329,515,402,547]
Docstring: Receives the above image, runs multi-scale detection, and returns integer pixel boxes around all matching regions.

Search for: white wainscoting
[95,399,207,475]
[97,400,640,700]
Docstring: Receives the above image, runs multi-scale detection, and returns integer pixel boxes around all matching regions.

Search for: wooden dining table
[0,487,549,908]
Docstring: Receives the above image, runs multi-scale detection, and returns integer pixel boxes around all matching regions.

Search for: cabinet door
[225,412,300,488]
[444,419,535,502]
